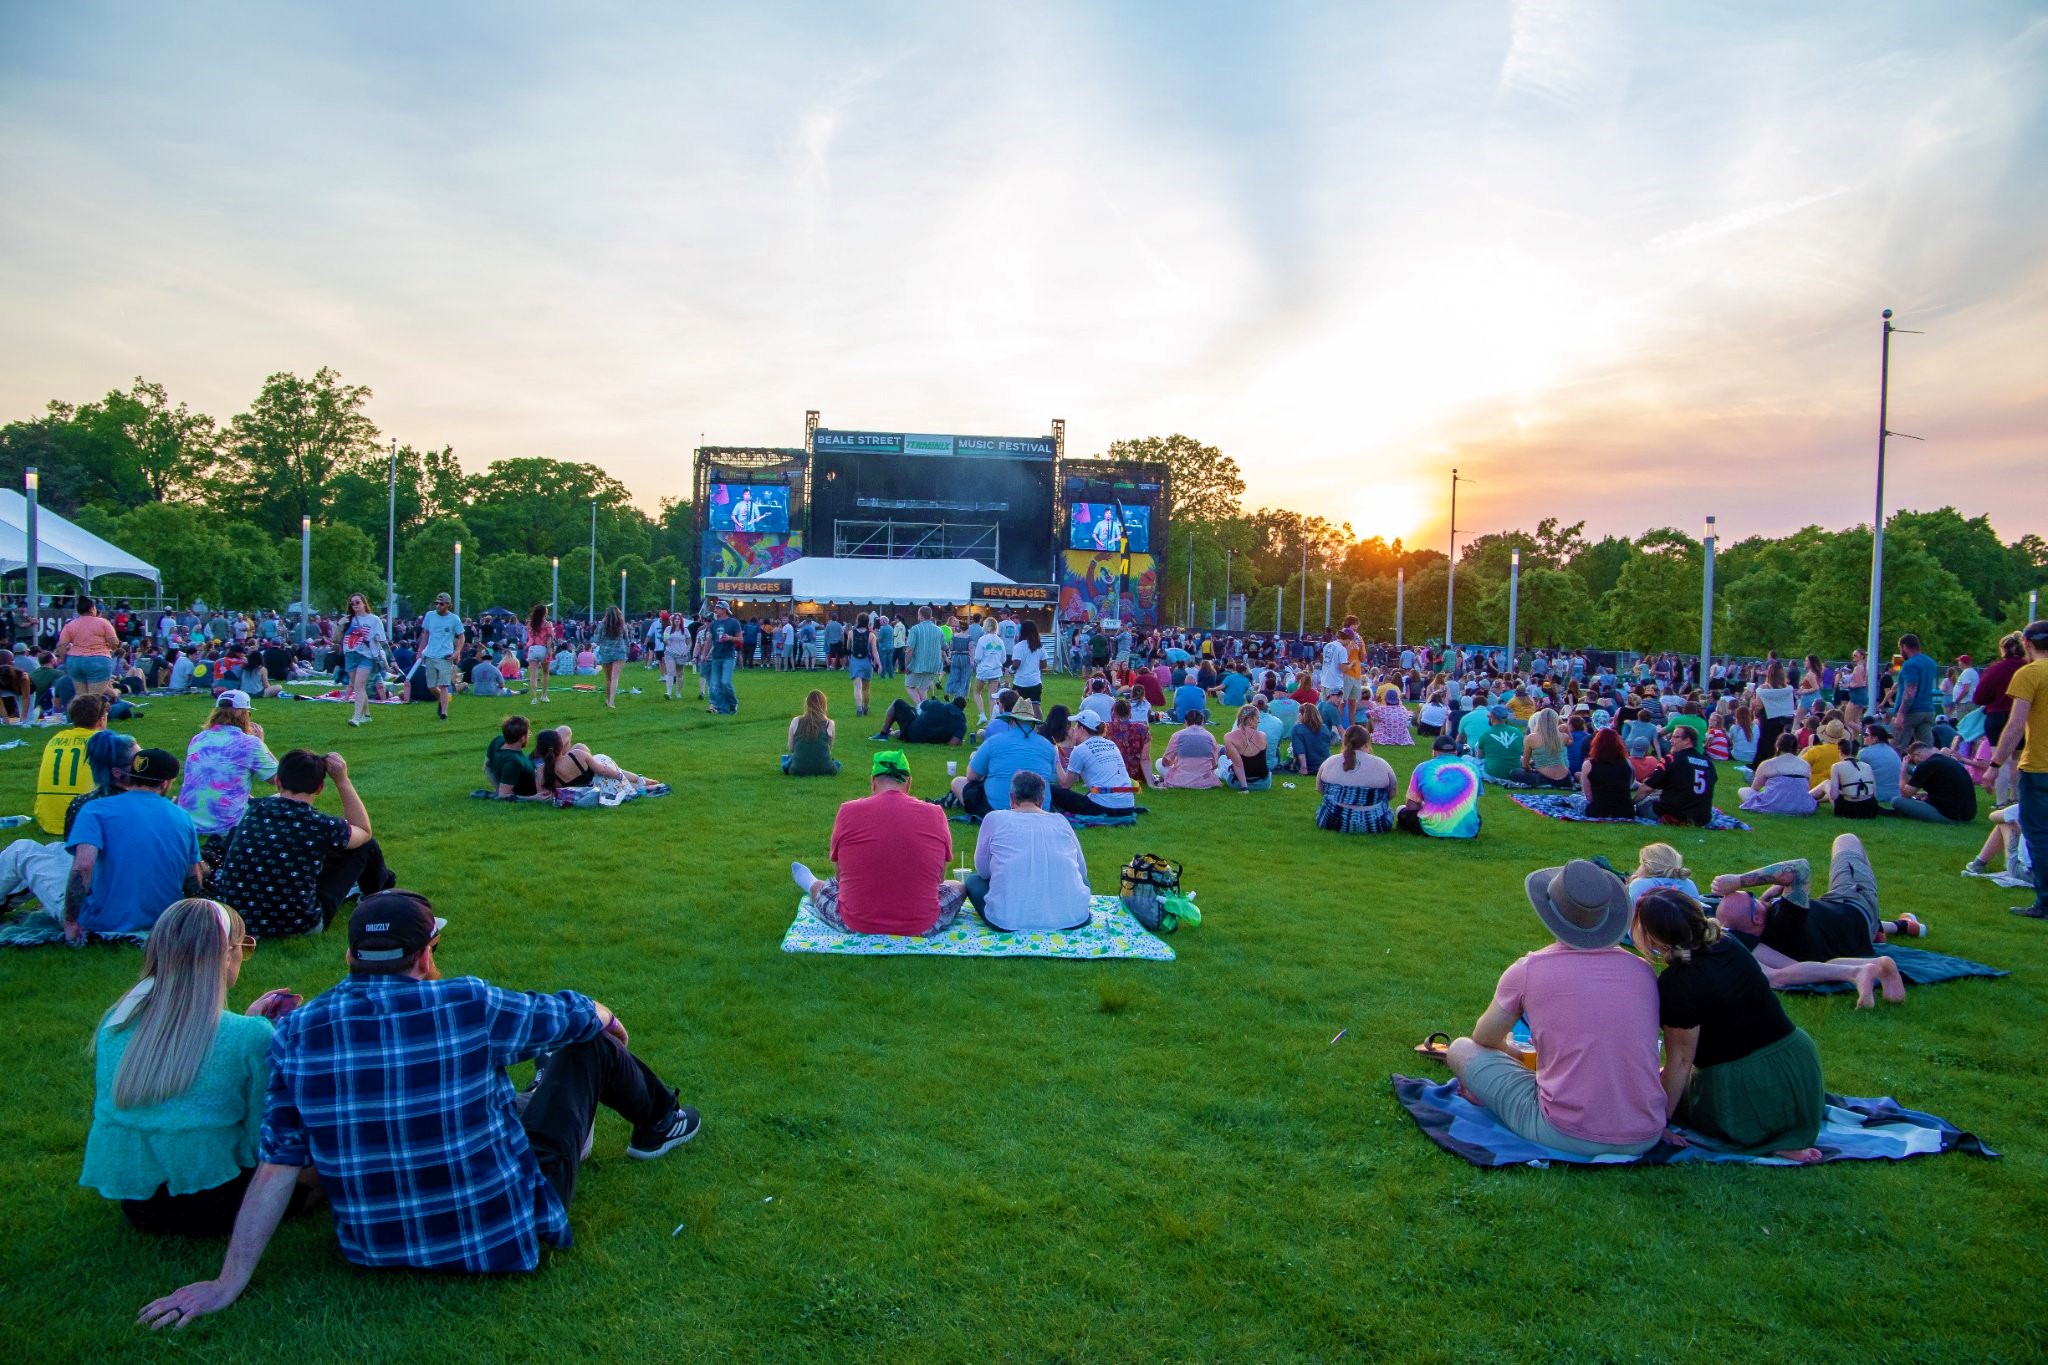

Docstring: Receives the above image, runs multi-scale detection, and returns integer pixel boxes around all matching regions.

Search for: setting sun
[1347,479,1433,548]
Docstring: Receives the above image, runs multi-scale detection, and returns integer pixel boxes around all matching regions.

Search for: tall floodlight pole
[551,556,559,621]
[299,517,311,632]
[1297,538,1306,635]
[1185,531,1194,628]
[670,578,677,614]
[1324,577,1332,630]
[453,540,463,619]
[1276,583,1285,634]
[1223,549,1233,630]
[24,468,40,635]
[1506,548,1521,673]
[587,500,597,626]
[2030,588,2039,621]
[1445,468,1460,675]
[1396,566,1405,647]
[1700,516,1717,689]
[385,439,397,642]
[1865,310,1896,694]
[619,567,627,614]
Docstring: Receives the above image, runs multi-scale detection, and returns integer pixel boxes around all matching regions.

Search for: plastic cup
[946,760,958,777]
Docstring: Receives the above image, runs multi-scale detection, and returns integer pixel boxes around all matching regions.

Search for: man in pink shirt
[1447,860,1666,1157]
[791,750,964,935]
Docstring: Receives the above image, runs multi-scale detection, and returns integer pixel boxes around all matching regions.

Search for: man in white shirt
[1952,655,1980,720]
[970,626,1008,722]
[1051,711,1136,816]
[1078,678,1117,727]
[966,771,1093,932]
[1318,634,1347,698]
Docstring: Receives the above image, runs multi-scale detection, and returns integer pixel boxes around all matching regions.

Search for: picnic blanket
[949,812,1140,829]
[1390,1075,1998,1167]
[469,783,671,807]
[1780,942,2008,994]
[0,739,22,751]
[0,909,150,949]
[781,893,1174,960]
[1508,790,1751,832]
[286,690,407,704]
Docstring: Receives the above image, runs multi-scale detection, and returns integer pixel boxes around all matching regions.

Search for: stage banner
[971,582,1058,606]
[703,577,792,598]
[702,530,803,579]
[813,429,1054,460]
[1060,550,1158,626]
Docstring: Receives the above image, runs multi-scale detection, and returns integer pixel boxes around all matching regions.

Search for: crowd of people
[1,582,2042,1330]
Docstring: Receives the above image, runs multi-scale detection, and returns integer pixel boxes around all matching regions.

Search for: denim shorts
[65,655,114,685]
[345,650,378,673]
[848,659,873,680]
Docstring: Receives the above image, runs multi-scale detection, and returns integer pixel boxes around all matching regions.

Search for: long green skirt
[1680,1028,1825,1155]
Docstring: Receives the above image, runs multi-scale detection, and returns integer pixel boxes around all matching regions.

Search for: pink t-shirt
[58,615,120,657]
[828,788,954,935]
[1491,944,1664,1145]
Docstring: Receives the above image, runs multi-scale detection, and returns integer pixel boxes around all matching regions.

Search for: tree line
[1079,434,2046,660]
[0,370,693,616]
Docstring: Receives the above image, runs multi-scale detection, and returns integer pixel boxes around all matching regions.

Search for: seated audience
[1077,678,1116,727]
[65,748,202,944]
[1636,725,1717,826]
[793,751,964,935]
[486,716,541,796]
[784,689,841,775]
[1708,836,1923,1005]
[533,725,659,795]
[81,898,314,1235]
[1103,698,1152,788]
[1397,734,1481,838]
[209,750,390,938]
[1171,679,1207,721]
[1291,702,1332,774]
[1370,688,1413,747]
[1050,711,1136,817]
[1221,705,1272,791]
[1800,719,1847,788]
[1813,737,1880,819]
[872,693,968,747]
[37,693,107,834]
[1315,725,1395,834]
[1509,709,1573,787]
[1961,803,2030,880]
[1739,734,1817,816]
[1578,727,1638,819]
[951,701,1057,815]
[1632,888,1825,1160]
[1476,705,1526,781]
[1892,741,1977,824]
[177,691,280,860]
[140,892,700,1328]
[966,771,1092,932]
[1860,722,1903,805]
[1153,710,1221,789]
[1447,861,1665,1157]
[1626,842,1700,907]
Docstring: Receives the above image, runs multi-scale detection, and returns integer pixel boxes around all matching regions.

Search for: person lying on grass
[1707,834,1924,1007]
[792,750,965,936]
[966,770,1092,932]
[82,899,318,1238]
[532,724,660,795]
[486,714,541,797]
[1630,888,1826,1162]
[869,691,968,747]
[139,890,701,1331]
[1446,860,1667,1159]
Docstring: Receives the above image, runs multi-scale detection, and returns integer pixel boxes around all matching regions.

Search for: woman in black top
[1578,727,1638,819]
[1632,889,1825,1161]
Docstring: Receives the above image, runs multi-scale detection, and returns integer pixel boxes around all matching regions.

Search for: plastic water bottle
[0,815,31,829]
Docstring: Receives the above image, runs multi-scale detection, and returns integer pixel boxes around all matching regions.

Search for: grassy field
[0,665,2040,1363]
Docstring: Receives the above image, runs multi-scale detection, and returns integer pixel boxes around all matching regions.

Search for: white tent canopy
[0,490,161,587]
[727,556,1014,607]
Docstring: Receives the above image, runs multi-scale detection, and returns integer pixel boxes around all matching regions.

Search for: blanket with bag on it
[1391,1074,1999,1167]
[781,894,1174,961]
[1508,790,1752,832]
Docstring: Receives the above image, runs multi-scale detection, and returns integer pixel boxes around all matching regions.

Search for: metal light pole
[587,500,597,626]
[2030,588,2038,621]
[384,439,397,641]
[1296,538,1306,636]
[1700,515,1717,689]
[670,577,677,614]
[299,516,311,631]
[1445,467,1460,674]
[1276,582,1285,634]
[1865,310,1896,693]
[619,567,627,615]
[1506,548,1521,673]
[1396,566,1405,647]
[551,556,559,621]
[1223,549,1233,630]
[1184,531,1194,629]
[24,468,39,634]
[1324,577,1332,630]
[453,540,462,619]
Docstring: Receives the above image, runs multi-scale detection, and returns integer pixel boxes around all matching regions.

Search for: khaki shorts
[420,656,454,688]
[905,671,938,692]
[1342,676,1365,702]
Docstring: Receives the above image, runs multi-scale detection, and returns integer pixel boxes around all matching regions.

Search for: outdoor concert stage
[692,413,1169,626]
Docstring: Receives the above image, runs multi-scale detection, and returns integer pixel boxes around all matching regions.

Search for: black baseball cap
[128,748,181,783]
[348,890,447,970]
[2024,619,2048,646]
[1432,734,1461,753]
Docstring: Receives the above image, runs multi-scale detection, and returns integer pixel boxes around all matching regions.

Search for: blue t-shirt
[968,724,1057,811]
[1172,684,1207,719]
[1895,653,1938,715]
[711,616,742,660]
[420,610,463,659]
[66,791,200,936]
[1862,742,1902,804]
[1219,673,1251,707]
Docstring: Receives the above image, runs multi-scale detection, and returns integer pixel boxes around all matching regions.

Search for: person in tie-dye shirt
[176,690,279,846]
[1396,734,1482,839]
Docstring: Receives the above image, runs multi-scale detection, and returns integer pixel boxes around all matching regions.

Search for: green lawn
[0,668,2041,1362]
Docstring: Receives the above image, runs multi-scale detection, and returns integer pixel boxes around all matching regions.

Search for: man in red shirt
[790,750,965,935]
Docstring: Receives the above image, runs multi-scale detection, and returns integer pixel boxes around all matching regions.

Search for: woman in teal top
[81,898,311,1236]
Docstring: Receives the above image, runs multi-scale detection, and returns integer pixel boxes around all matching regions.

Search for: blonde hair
[1635,842,1690,881]
[205,700,253,732]
[1528,708,1562,753]
[97,899,242,1110]
[1235,705,1260,732]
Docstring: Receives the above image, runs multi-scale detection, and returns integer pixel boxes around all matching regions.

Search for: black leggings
[522,1034,680,1205]
[1048,785,1124,817]
[121,1168,316,1237]
[1756,714,1792,762]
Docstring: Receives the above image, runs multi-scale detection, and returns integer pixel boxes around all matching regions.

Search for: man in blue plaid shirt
[141,890,701,1330]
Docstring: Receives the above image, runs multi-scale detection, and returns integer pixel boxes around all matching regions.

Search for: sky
[2,1,2044,552]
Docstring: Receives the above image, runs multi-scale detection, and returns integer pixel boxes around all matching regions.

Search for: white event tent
[0,490,162,591]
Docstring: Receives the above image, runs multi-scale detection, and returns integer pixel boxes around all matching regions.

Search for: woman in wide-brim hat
[1445,860,1668,1158]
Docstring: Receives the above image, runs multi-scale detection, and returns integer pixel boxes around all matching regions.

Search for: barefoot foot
[1877,957,1906,1004]
[1852,963,1879,1009]
[1773,1147,1824,1164]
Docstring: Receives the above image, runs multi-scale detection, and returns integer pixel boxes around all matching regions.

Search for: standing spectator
[55,596,123,701]
[416,594,464,722]
[1986,620,2048,919]
[705,601,742,715]
[1890,633,1938,747]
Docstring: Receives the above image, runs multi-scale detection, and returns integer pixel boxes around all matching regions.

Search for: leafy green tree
[606,553,659,614]
[1794,527,1987,659]
[308,522,383,612]
[1888,508,2020,618]
[78,378,218,503]
[1343,575,1400,638]
[649,555,688,612]
[1087,435,1245,524]
[1722,567,1804,656]
[219,368,381,537]
[463,457,650,559]
[0,403,134,513]
[483,552,554,616]
[215,525,288,607]
[1477,565,1594,650]
[1570,535,1633,601]
[1599,529,1702,653]
[397,516,474,615]
[83,502,224,605]
[327,443,468,551]
[650,498,694,565]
